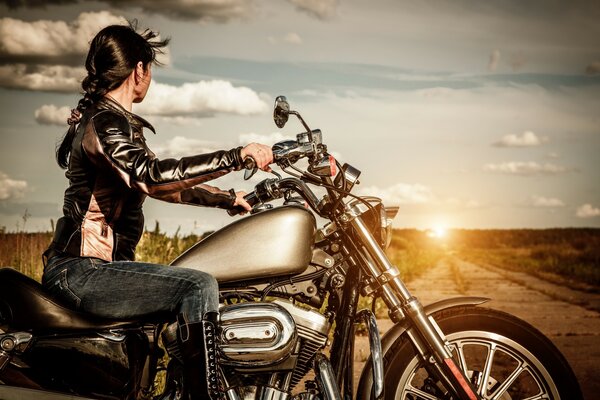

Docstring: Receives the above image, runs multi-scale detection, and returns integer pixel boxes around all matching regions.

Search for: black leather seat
[0,267,167,333]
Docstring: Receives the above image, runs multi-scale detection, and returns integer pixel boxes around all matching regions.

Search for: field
[1,226,598,292]
[2,226,599,398]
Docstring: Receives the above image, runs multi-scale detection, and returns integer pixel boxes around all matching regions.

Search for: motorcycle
[0,96,583,400]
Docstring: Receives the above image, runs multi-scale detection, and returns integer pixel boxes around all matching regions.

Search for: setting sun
[427,226,447,239]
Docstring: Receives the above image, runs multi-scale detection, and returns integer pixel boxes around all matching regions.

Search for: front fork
[348,213,479,400]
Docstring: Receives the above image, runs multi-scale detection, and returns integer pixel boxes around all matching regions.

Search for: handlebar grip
[227,191,260,216]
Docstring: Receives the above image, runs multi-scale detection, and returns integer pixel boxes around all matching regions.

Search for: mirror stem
[289,111,313,140]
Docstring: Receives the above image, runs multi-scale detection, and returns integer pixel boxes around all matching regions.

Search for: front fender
[356,296,489,399]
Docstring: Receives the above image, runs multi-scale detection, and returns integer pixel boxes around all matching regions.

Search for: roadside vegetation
[1,225,598,294]
[448,228,600,291]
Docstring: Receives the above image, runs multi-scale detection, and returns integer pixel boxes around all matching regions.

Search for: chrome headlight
[350,198,399,249]
[380,205,399,249]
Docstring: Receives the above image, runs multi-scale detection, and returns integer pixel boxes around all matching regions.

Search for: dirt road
[353,258,600,399]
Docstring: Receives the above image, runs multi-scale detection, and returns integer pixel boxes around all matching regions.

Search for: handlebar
[227,177,322,217]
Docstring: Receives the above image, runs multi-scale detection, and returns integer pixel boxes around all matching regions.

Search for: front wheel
[382,306,582,399]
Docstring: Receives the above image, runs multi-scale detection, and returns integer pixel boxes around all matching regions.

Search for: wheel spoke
[522,395,550,400]
[479,343,497,396]
[490,363,525,400]
[454,342,470,378]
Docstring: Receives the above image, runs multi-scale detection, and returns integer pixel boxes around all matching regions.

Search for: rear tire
[382,306,582,399]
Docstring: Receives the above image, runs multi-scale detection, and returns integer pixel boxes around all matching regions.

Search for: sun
[427,225,447,239]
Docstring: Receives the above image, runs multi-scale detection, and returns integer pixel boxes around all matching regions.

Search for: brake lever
[243,157,258,180]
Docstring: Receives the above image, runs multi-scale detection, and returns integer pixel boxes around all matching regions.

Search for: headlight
[380,205,399,249]
[349,198,399,249]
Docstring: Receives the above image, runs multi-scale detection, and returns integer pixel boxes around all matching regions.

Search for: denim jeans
[42,256,218,324]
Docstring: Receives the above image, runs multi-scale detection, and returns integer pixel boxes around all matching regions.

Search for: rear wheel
[382,306,582,399]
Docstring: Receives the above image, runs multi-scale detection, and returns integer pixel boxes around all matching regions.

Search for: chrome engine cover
[219,302,297,366]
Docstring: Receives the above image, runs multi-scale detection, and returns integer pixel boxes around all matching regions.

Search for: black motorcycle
[0,96,582,399]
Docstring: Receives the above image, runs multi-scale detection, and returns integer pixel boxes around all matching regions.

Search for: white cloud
[152,136,220,159]
[34,104,70,126]
[0,12,127,60]
[288,0,338,19]
[104,0,252,22]
[135,80,269,117]
[268,32,303,45]
[483,161,569,176]
[488,49,501,72]
[238,132,293,146]
[0,64,83,92]
[576,204,600,218]
[358,183,435,206]
[530,195,565,208]
[493,131,545,147]
[0,172,28,201]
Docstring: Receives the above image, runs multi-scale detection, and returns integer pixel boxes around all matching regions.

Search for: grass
[447,228,600,290]
[2,225,598,294]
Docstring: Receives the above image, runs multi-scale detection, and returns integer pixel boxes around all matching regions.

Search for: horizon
[0,1,599,235]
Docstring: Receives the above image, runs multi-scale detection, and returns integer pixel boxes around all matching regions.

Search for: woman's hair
[56,21,169,169]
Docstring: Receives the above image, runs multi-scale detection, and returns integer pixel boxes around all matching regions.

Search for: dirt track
[353,258,600,399]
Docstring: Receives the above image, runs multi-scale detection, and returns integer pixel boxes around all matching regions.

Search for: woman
[42,23,273,399]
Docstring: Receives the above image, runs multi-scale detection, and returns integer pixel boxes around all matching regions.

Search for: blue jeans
[42,256,219,324]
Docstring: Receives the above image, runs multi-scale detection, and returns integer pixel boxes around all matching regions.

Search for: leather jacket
[45,97,244,262]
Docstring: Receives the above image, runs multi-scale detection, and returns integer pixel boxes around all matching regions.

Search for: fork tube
[329,265,361,396]
[349,215,479,400]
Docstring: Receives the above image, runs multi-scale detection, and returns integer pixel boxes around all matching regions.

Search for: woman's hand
[233,191,252,213]
[241,143,273,172]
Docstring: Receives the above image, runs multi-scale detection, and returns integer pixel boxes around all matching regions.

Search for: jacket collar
[98,96,156,134]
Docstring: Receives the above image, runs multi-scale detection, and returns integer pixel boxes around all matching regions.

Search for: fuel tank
[170,205,316,284]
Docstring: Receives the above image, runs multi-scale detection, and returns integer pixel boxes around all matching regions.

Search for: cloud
[135,80,269,117]
[483,161,569,176]
[576,204,600,218]
[586,61,600,75]
[34,104,70,126]
[0,172,28,201]
[268,32,303,45]
[152,136,220,159]
[488,49,501,72]
[358,183,435,206]
[530,195,565,208]
[238,132,293,146]
[288,0,338,19]
[0,64,83,92]
[493,131,546,147]
[0,11,127,64]
[2,0,252,23]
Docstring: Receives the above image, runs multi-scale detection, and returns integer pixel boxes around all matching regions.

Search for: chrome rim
[394,330,560,400]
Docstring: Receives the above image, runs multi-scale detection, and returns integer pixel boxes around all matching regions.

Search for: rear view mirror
[273,96,290,128]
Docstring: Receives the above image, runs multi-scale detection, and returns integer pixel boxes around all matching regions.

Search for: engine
[161,300,330,399]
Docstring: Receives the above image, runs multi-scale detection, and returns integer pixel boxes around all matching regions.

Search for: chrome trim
[273,299,330,337]
[356,310,383,400]
[0,332,32,352]
[220,302,297,366]
[356,297,491,399]
[257,386,290,400]
[314,354,342,400]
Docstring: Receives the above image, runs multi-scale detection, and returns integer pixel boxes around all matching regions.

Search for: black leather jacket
[45,97,243,262]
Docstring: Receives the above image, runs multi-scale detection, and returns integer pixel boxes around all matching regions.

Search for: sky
[0,0,599,235]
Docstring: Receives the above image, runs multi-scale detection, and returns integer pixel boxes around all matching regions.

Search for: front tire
[382,306,582,399]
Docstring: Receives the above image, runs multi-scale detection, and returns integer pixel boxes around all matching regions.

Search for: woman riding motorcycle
[42,23,273,399]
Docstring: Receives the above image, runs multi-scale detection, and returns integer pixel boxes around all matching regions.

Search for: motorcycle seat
[0,267,168,333]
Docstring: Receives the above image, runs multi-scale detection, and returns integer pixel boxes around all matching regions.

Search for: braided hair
[56,21,169,169]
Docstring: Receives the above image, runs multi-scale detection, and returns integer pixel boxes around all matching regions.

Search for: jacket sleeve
[82,109,244,199]
[153,184,237,209]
